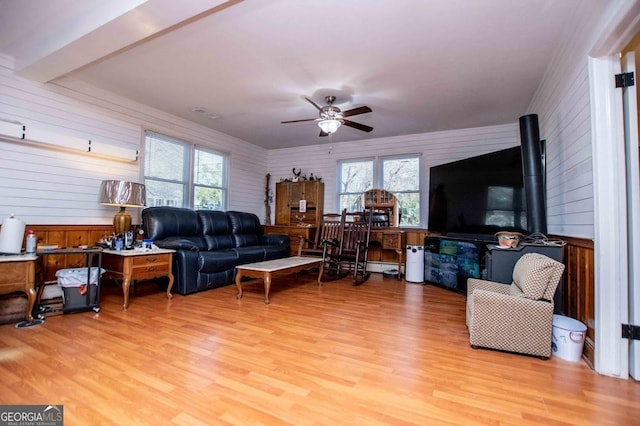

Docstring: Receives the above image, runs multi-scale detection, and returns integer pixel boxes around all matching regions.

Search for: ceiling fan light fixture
[318,119,342,134]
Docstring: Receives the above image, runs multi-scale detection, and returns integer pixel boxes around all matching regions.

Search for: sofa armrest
[154,239,200,251]
[467,278,510,298]
[471,289,554,319]
[170,249,200,295]
[261,234,289,246]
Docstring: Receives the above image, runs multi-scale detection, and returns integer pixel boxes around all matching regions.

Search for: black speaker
[519,114,547,235]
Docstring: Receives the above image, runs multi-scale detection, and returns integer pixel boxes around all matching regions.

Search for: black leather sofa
[142,207,290,295]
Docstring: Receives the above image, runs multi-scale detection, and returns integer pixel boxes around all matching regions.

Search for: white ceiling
[0,0,582,149]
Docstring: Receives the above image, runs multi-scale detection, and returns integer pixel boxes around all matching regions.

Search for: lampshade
[99,180,146,207]
[99,180,146,235]
[318,119,342,134]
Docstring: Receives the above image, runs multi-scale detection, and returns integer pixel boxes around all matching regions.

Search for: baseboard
[367,262,405,274]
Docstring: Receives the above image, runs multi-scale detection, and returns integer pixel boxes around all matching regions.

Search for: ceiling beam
[15,0,239,83]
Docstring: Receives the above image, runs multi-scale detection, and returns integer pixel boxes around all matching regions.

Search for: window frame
[337,153,423,227]
[192,145,228,210]
[380,155,422,227]
[143,130,228,210]
[337,157,375,212]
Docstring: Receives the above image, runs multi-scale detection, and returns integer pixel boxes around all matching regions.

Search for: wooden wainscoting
[0,224,112,324]
[553,234,595,368]
[24,224,113,281]
[367,228,432,264]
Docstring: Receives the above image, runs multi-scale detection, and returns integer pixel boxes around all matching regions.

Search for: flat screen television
[428,146,527,240]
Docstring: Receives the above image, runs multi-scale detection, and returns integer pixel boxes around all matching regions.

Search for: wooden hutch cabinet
[268,181,324,255]
[275,181,324,226]
[363,189,400,227]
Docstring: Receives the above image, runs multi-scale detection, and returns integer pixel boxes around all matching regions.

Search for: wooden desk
[370,228,406,278]
[102,249,175,310]
[0,255,39,323]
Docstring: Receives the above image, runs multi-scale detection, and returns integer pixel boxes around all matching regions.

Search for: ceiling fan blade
[305,97,323,111]
[343,119,373,133]
[341,105,372,117]
[281,118,317,124]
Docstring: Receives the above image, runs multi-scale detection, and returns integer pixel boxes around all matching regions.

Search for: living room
[1,1,640,423]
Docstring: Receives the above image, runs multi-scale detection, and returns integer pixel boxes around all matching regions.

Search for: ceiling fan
[281,95,373,137]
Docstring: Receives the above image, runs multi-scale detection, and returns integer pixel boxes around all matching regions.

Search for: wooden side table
[102,249,175,310]
[0,254,39,325]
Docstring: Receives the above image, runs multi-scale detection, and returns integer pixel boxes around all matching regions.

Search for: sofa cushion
[264,243,290,260]
[142,207,207,250]
[227,211,262,247]
[197,210,236,250]
[509,283,524,298]
[512,253,564,300]
[143,207,203,240]
[198,250,239,273]
[234,246,267,264]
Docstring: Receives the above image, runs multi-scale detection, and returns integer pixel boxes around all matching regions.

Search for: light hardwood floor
[1,273,638,425]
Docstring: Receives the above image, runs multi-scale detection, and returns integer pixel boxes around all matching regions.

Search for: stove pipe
[519,114,547,235]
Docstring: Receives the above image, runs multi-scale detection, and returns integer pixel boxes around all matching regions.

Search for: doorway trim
[588,0,640,378]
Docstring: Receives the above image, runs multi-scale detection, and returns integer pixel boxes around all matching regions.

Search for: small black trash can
[56,267,104,313]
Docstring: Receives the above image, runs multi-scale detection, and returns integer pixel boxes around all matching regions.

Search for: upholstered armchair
[466,253,565,358]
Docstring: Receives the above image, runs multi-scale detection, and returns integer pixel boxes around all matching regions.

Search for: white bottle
[26,230,37,253]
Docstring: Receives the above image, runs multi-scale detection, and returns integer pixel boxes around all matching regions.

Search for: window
[382,157,420,226]
[338,159,374,212]
[193,148,226,210]
[338,155,422,226]
[144,131,227,210]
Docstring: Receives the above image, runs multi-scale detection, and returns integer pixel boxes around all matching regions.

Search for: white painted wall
[527,1,611,239]
[1,47,520,230]
[0,55,267,225]
[0,0,609,239]
[266,124,519,227]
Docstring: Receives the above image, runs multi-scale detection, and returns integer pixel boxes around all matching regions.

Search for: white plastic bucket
[552,314,587,361]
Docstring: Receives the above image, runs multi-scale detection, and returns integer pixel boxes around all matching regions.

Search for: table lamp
[98,180,146,234]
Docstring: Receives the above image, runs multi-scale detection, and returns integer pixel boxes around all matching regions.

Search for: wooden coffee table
[235,256,322,304]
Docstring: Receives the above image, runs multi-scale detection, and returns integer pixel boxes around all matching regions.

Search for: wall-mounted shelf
[0,118,138,163]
